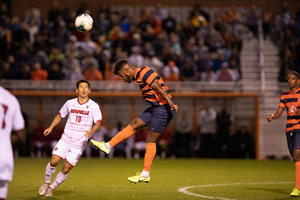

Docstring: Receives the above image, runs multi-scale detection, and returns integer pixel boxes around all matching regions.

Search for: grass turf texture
[8,158,296,200]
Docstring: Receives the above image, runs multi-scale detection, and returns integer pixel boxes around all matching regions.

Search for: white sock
[50,171,68,190]
[45,162,56,184]
[141,170,149,178]
[105,142,112,149]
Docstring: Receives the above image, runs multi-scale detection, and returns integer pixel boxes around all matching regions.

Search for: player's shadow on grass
[28,189,72,199]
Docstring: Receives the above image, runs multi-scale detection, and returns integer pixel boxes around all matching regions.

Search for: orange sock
[108,124,135,148]
[295,162,300,190]
[143,143,156,172]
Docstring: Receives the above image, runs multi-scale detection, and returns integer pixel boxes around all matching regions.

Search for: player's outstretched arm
[44,114,62,136]
[151,79,178,112]
[85,121,101,138]
[267,107,284,122]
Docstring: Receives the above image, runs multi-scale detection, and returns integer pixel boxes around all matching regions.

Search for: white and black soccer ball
[75,14,93,33]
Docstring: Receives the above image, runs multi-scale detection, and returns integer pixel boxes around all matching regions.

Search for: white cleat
[45,186,53,197]
[39,183,49,195]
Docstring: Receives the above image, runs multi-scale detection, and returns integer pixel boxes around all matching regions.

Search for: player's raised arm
[151,79,178,112]
[267,107,284,122]
[44,114,62,136]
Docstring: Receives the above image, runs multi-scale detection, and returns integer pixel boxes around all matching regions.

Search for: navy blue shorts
[138,104,176,134]
[286,131,300,155]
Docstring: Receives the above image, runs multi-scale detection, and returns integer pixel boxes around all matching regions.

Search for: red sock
[108,124,135,148]
[143,143,156,172]
[295,161,300,190]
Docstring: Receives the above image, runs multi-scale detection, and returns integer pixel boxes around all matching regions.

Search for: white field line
[177,181,294,200]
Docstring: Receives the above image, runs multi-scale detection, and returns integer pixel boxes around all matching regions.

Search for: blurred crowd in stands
[0,1,246,82]
[273,2,300,82]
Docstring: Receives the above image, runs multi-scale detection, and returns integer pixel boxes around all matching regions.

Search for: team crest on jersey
[86,106,89,108]
[55,147,58,151]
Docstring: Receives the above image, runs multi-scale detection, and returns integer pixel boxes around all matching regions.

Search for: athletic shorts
[52,139,84,167]
[0,181,8,199]
[286,131,300,156]
[138,104,176,134]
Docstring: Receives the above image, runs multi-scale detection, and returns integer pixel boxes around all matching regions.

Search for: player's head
[76,79,90,89]
[288,71,300,88]
[76,79,91,98]
[113,59,134,83]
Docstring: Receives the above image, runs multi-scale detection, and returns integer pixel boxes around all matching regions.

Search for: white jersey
[0,86,25,181]
[59,98,102,150]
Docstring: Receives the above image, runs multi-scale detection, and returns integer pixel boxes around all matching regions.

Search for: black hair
[113,59,129,75]
[76,79,90,89]
[289,71,300,79]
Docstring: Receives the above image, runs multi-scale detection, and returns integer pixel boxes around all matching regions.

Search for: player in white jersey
[38,80,102,197]
[0,65,26,200]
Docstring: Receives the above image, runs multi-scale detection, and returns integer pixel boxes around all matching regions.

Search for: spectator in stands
[246,5,259,39]
[15,45,31,68]
[26,17,39,44]
[64,35,79,57]
[197,101,217,158]
[181,61,195,81]
[216,62,236,82]
[162,60,180,80]
[229,58,241,81]
[30,120,49,158]
[29,48,48,69]
[63,63,83,81]
[261,6,273,40]
[62,50,81,73]
[81,48,99,73]
[94,12,111,37]
[30,62,48,80]
[128,46,144,68]
[162,11,176,35]
[200,66,217,82]
[231,126,253,158]
[48,62,64,80]
[84,62,103,80]
[16,63,31,79]
[212,48,226,72]
[3,60,15,79]
[216,101,233,158]
[197,51,213,74]
[156,126,173,159]
[171,111,193,158]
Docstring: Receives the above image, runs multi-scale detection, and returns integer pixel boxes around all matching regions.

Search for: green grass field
[8,158,297,200]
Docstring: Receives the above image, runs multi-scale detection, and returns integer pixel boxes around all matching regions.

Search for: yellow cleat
[89,140,110,154]
[290,188,300,197]
[128,172,150,184]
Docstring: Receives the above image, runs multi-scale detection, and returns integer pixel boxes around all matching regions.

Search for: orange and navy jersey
[279,88,300,133]
[135,66,173,106]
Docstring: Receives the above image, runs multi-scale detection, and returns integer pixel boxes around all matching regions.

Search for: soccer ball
[75,14,93,33]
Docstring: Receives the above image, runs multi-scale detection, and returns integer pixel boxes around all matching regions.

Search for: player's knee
[293,155,300,162]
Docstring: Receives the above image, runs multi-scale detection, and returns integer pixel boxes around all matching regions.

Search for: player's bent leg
[61,161,73,174]
[0,181,8,200]
[50,154,62,167]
